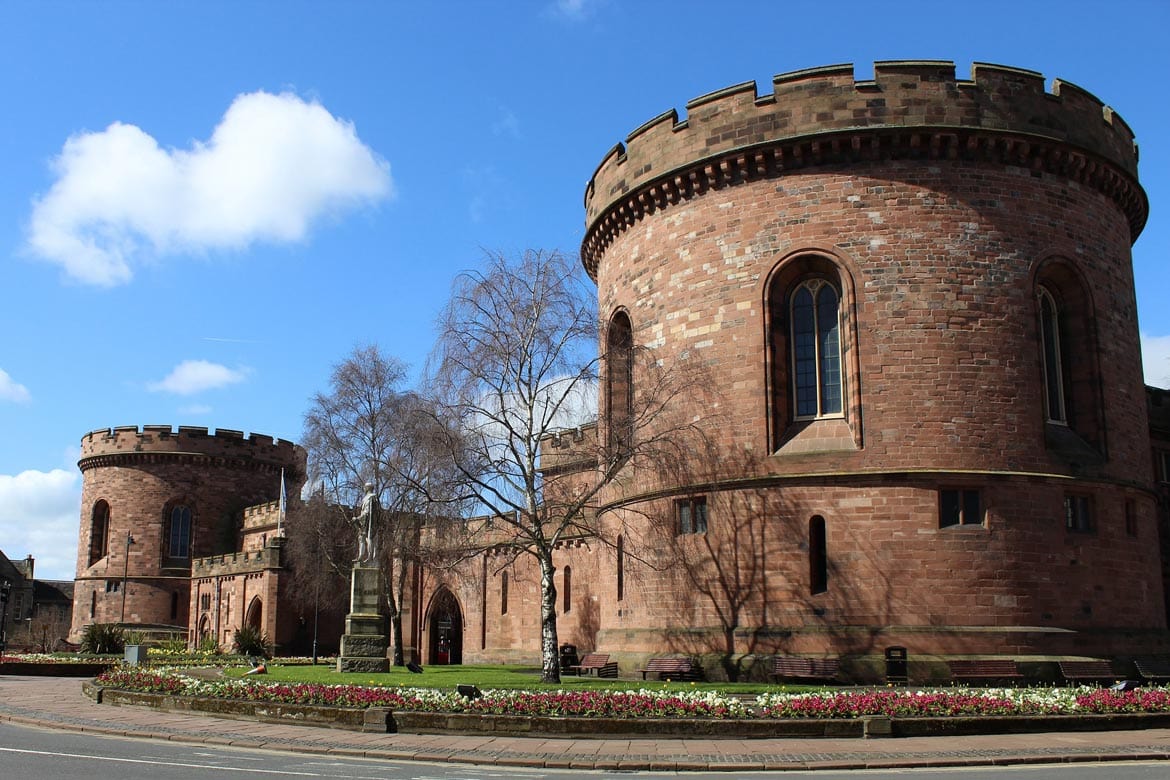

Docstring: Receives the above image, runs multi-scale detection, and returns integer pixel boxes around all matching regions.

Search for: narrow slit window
[809,516,828,595]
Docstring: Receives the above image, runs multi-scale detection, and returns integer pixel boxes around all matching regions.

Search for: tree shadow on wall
[644,444,903,681]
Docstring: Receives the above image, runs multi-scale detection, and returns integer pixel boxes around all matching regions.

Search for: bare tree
[300,344,443,665]
[426,249,701,682]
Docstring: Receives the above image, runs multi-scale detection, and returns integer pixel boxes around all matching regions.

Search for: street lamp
[120,534,135,624]
[0,580,11,655]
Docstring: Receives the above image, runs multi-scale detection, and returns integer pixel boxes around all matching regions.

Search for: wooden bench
[771,656,840,683]
[1135,659,1170,682]
[1058,660,1117,685]
[568,653,618,678]
[947,659,1023,684]
[638,657,701,681]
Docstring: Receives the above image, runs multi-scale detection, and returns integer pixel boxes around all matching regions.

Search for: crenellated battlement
[243,500,282,529]
[79,424,304,474]
[582,60,1147,276]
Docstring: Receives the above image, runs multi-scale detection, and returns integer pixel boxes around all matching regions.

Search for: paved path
[4,675,1170,772]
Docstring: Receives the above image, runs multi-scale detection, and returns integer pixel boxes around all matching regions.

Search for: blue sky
[2,0,1168,580]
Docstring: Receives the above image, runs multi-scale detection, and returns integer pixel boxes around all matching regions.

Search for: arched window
[1037,286,1067,425]
[167,505,192,558]
[1034,262,1103,452]
[606,311,634,455]
[88,501,110,566]
[809,516,828,595]
[563,565,572,614]
[768,255,857,452]
[791,280,843,419]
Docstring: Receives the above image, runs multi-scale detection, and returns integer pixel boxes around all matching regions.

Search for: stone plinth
[337,565,388,673]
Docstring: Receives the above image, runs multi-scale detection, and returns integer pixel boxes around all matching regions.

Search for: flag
[278,468,287,535]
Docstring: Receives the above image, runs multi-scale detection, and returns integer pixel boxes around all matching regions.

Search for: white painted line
[0,745,324,776]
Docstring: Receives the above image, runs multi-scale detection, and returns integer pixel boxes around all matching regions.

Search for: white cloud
[0,368,31,403]
[1142,332,1170,389]
[491,109,520,139]
[148,360,248,395]
[179,403,213,415]
[28,91,392,286]
[550,0,600,20]
[0,469,81,581]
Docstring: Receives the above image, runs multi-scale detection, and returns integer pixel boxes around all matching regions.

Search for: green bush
[232,625,270,658]
[198,635,221,655]
[80,623,125,654]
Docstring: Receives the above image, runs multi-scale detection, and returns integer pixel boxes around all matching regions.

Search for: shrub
[232,625,270,658]
[156,636,188,654]
[198,635,221,655]
[80,623,125,654]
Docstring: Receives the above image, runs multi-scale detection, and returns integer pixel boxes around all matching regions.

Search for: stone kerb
[581,60,1147,276]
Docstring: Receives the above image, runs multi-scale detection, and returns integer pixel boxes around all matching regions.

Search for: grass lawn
[223,662,805,695]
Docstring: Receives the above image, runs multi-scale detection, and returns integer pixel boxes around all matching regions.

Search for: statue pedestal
[337,565,388,673]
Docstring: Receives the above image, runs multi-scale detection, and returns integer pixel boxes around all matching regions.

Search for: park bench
[1135,658,1170,683]
[569,653,618,678]
[771,656,840,683]
[638,657,702,681]
[1058,660,1117,685]
[947,659,1023,685]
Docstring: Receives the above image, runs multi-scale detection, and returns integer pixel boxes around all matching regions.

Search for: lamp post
[0,580,11,655]
[120,534,135,624]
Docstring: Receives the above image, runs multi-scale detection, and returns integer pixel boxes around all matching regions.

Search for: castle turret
[584,61,1161,660]
[70,426,304,642]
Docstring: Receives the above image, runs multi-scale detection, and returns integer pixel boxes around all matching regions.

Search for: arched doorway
[426,587,464,665]
[245,596,263,631]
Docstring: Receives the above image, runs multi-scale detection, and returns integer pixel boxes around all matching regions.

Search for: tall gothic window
[791,279,843,419]
[1037,286,1067,425]
[89,500,110,566]
[606,311,634,455]
[168,505,192,558]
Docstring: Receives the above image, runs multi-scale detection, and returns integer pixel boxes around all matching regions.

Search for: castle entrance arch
[245,596,263,631]
[425,587,463,665]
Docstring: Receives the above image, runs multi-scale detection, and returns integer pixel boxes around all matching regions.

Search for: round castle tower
[585,61,1161,659]
[70,425,304,642]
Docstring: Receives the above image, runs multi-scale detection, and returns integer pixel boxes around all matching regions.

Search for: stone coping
[81,681,1170,739]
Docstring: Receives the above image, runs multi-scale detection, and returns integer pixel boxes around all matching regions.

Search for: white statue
[352,482,379,564]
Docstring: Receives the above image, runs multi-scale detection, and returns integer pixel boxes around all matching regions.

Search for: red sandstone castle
[71,62,1170,678]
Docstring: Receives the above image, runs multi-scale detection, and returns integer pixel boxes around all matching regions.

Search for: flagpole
[278,468,287,536]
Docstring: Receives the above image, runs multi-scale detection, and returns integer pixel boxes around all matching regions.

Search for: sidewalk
[3,675,1170,772]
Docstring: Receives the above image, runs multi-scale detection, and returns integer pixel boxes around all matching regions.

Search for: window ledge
[1044,423,1105,466]
[775,418,859,456]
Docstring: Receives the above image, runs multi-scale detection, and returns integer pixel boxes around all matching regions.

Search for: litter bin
[559,643,579,674]
[885,646,908,685]
[124,644,148,666]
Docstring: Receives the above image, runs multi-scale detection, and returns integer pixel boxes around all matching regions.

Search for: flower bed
[1,653,118,676]
[96,668,1170,719]
[95,667,747,718]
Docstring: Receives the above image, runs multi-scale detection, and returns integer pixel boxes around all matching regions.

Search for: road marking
[0,746,324,776]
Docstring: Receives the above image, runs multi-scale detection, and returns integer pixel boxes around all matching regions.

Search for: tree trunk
[389,611,405,666]
[538,550,561,683]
